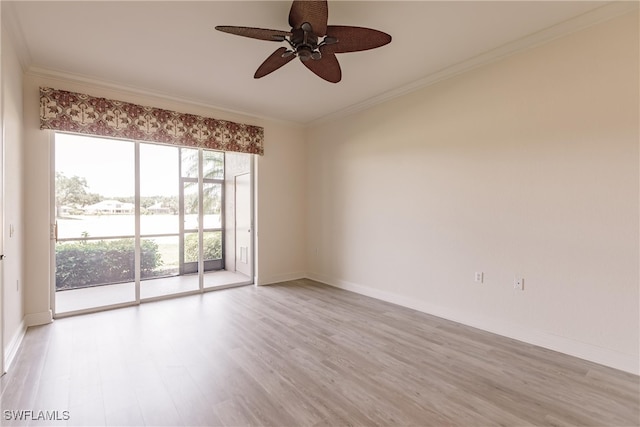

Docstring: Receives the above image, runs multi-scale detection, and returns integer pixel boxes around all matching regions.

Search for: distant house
[147,202,171,214]
[57,205,72,216]
[84,200,134,214]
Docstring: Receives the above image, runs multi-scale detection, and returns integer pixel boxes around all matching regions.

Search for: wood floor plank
[1,279,638,426]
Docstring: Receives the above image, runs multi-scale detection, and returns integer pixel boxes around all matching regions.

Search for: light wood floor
[1,279,638,426]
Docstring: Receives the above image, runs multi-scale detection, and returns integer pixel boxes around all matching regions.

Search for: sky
[55,133,179,198]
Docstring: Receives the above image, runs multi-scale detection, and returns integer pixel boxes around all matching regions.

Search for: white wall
[307,12,639,374]
[1,25,26,369]
[22,73,308,323]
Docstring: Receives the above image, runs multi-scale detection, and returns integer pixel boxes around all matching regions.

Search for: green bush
[184,233,222,263]
[56,239,162,290]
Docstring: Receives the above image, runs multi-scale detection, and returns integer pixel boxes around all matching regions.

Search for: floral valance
[40,87,264,155]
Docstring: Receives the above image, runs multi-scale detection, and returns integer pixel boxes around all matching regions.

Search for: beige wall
[22,74,307,323]
[2,25,26,368]
[307,12,639,374]
[255,121,308,284]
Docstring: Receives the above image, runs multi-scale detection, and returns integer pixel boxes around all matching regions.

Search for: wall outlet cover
[514,278,524,290]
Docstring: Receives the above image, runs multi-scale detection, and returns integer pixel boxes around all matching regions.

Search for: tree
[55,172,101,217]
[183,149,223,215]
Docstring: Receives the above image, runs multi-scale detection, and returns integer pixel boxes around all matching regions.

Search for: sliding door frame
[50,133,251,318]
[50,133,140,317]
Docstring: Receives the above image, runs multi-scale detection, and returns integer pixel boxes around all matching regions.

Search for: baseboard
[307,273,639,375]
[4,311,56,372]
[4,320,26,373]
[257,271,306,286]
[24,310,53,327]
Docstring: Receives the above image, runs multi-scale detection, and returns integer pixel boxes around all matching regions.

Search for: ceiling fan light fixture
[298,47,313,60]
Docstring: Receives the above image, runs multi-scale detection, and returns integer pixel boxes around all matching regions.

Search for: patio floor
[55,270,251,315]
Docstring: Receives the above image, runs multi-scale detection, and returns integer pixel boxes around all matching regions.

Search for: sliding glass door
[53,133,253,316]
[180,149,225,275]
[139,143,189,299]
[54,134,136,313]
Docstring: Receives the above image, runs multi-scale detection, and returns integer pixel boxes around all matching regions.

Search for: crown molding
[307,1,639,127]
[1,1,33,71]
[25,66,304,129]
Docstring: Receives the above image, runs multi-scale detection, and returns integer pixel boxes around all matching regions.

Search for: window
[53,133,253,315]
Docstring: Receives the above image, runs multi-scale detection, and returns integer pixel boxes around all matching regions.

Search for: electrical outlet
[474,272,483,283]
[514,277,524,290]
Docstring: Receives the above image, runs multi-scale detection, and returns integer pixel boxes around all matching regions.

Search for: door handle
[0,254,5,260]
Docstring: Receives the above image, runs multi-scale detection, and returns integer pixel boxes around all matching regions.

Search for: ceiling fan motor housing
[289,26,320,61]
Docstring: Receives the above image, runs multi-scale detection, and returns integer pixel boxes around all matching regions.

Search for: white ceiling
[3,1,629,124]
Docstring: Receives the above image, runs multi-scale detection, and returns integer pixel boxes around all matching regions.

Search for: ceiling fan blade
[302,53,341,83]
[215,26,291,42]
[322,25,392,53]
[254,47,296,79]
[288,0,328,36]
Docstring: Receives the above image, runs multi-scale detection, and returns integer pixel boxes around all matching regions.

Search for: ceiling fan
[215,0,391,83]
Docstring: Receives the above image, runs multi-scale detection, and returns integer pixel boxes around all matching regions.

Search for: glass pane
[140,144,179,235]
[203,231,222,261]
[55,134,134,239]
[141,234,197,299]
[141,236,179,279]
[184,232,199,263]
[56,238,135,289]
[203,183,222,229]
[55,238,136,313]
[55,133,135,314]
[224,151,251,176]
[181,148,199,178]
[203,150,224,180]
[183,181,199,230]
